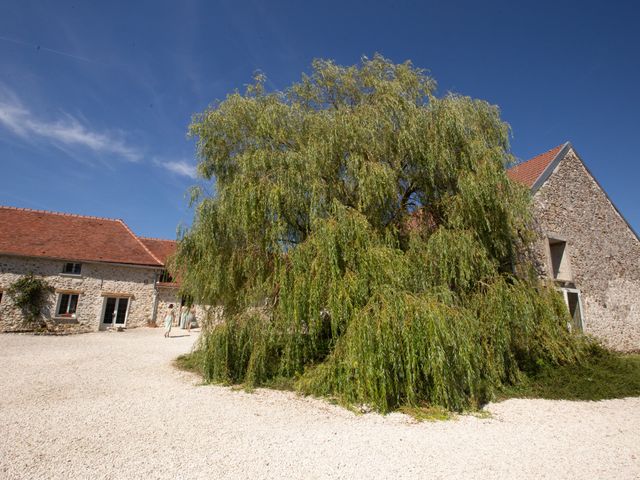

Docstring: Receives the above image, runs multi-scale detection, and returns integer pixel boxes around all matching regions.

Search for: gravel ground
[1,328,638,480]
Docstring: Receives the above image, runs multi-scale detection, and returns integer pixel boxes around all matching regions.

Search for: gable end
[530,142,572,193]
[536,146,640,243]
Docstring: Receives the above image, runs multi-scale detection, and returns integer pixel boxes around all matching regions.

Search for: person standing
[164,304,175,338]
[186,307,196,334]
[180,308,189,329]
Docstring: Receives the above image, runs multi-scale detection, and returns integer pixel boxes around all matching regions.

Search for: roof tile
[0,206,163,266]
[139,237,177,264]
[507,144,566,188]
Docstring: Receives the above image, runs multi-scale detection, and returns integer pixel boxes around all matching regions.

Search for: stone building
[1,142,638,350]
[0,206,181,333]
[137,236,185,325]
[508,142,640,351]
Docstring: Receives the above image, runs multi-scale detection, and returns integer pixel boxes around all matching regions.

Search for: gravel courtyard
[1,329,638,480]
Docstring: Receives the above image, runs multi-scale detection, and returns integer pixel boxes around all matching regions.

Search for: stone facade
[155,285,179,325]
[0,254,160,333]
[155,284,221,331]
[531,148,640,351]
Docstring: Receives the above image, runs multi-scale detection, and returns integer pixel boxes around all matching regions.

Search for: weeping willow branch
[172,54,591,412]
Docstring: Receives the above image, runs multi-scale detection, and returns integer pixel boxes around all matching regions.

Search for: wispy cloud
[0,35,100,64]
[0,84,141,161]
[156,159,198,179]
[0,83,198,179]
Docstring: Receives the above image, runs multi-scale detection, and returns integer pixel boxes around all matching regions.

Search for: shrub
[7,273,54,325]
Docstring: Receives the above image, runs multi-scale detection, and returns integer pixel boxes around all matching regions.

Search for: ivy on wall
[7,273,54,324]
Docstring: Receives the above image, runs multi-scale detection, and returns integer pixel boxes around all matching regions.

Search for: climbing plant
[7,273,54,324]
[172,55,590,412]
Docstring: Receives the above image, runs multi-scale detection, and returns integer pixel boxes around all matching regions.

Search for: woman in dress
[186,307,196,333]
[179,308,189,329]
[164,304,174,338]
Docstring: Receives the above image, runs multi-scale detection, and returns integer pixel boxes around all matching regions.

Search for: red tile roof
[139,237,177,264]
[507,143,566,188]
[0,206,163,266]
[140,238,180,288]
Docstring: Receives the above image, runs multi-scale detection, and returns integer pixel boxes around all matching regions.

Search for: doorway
[101,297,130,328]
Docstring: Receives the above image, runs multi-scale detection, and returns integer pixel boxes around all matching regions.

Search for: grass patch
[499,350,640,401]
[174,350,205,376]
[398,404,452,422]
[467,409,492,419]
[263,376,297,392]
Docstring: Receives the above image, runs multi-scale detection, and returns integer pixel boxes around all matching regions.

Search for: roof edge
[0,205,123,223]
[530,141,572,193]
[117,220,163,266]
[0,251,165,268]
[568,146,640,243]
[138,236,177,243]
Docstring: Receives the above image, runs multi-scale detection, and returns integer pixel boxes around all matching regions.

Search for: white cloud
[0,84,141,161]
[0,85,200,179]
[157,160,198,179]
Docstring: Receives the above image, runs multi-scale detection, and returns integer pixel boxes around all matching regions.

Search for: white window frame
[55,292,80,319]
[99,296,132,328]
[61,262,83,276]
[558,287,585,332]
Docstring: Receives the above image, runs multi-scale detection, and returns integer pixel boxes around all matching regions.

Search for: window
[57,293,79,318]
[62,262,82,275]
[181,295,193,307]
[102,297,129,326]
[158,270,173,283]
[559,287,584,332]
[548,238,572,281]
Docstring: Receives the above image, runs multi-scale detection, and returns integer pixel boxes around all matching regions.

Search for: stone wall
[0,255,159,333]
[155,285,221,332]
[155,286,180,326]
[532,148,640,351]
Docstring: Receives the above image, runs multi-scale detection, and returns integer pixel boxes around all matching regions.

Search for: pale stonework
[0,254,160,332]
[155,285,179,325]
[531,148,640,351]
[155,285,222,332]
[0,253,219,334]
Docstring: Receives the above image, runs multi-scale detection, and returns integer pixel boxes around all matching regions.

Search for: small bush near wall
[7,273,54,329]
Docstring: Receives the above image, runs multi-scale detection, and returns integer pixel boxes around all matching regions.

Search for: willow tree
[174,55,588,412]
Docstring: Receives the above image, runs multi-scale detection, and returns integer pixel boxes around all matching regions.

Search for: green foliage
[398,404,452,422]
[175,350,206,376]
[7,273,54,323]
[173,55,593,412]
[499,348,640,401]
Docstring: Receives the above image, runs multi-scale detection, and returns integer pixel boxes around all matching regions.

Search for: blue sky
[1,0,639,238]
